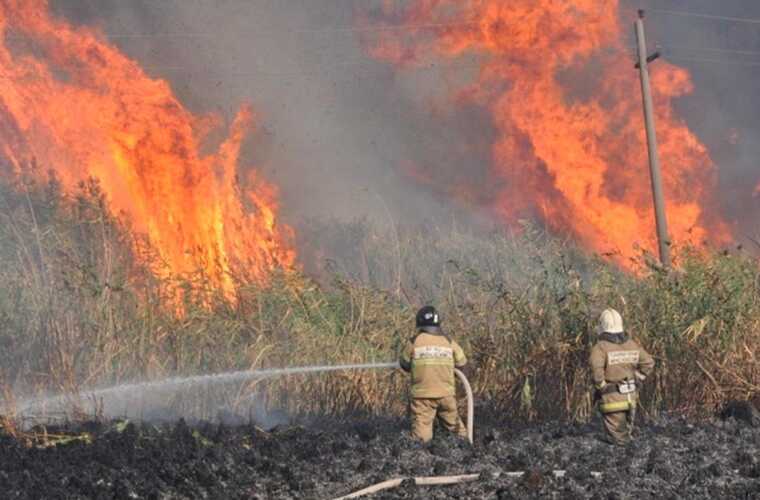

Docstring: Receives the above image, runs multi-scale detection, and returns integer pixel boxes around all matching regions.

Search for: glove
[593,381,606,403]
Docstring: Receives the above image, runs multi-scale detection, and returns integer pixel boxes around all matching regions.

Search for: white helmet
[598,308,624,334]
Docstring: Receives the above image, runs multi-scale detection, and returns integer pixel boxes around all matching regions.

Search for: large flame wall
[0,0,294,296]
[364,0,730,263]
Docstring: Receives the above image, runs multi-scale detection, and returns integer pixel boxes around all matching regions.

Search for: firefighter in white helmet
[589,308,655,445]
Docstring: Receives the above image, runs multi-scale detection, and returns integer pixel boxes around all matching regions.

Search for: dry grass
[1,174,758,426]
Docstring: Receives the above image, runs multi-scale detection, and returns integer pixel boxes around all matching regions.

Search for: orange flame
[0,0,294,298]
[364,1,729,263]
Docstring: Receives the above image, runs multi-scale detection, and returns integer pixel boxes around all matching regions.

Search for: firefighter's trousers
[599,391,637,445]
[410,396,467,442]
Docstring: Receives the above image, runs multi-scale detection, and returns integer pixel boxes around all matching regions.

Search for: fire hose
[24,360,477,498]
[333,470,600,499]
[330,366,476,499]
[314,363,474,443]
[331,366,605,498]
[333,474,481,499]
[453,368,474,445]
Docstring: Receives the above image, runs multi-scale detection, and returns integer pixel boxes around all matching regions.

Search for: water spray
[17,362,475,444]
[17,362,397,416]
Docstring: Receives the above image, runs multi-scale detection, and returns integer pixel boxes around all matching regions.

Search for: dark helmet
[416,305,441,334]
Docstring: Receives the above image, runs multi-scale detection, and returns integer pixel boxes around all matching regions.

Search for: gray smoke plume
[48,0,760,248]
[49,0,491,234]
[635,0,760,241]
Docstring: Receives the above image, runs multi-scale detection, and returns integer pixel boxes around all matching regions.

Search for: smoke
[47,0,490,236]
[635,0,760,241]
[47,0,760,253]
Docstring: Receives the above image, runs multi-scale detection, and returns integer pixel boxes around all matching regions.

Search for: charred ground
[2,180,760,500]
[2,407,759,499]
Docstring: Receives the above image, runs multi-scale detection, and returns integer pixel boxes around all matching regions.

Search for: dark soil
[1,411,760,499]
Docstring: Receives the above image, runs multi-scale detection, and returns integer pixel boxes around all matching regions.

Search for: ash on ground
[1,411,759,499]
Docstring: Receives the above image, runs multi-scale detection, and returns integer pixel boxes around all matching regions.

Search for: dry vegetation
[1,174,759,425]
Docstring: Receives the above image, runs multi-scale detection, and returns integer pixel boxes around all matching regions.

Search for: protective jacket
[399,330,466,399]
[589,333,655,413]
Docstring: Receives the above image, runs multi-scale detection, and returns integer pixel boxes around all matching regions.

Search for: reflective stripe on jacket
[590,333,654,414]
[399,332,466,398]
[589,334,655,390]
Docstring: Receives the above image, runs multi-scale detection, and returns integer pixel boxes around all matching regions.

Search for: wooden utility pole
[635,9,671,268]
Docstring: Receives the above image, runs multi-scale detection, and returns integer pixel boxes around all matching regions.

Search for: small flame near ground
[362,1,731,265]
[0,0,294,300]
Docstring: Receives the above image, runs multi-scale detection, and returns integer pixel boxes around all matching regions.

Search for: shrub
[2,174,758,424]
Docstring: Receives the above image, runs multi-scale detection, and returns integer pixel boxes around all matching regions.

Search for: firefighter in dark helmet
[399,306,467,442]
[589,308,655,445]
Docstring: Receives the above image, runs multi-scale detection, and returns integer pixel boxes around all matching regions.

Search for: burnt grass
[2,407,760,499]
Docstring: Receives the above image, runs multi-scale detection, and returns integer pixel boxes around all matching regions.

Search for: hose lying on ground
[333,470,598,499]
[333,474,480,499]
[332,369,477,498]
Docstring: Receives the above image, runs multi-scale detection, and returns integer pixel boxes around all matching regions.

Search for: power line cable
[121,47,627,77]
[658,44,760,58]
[663,54,760,68]
[650,9,760,25]
[146,58,489,77]
[5,20,479,41]
[0,59,484,80]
